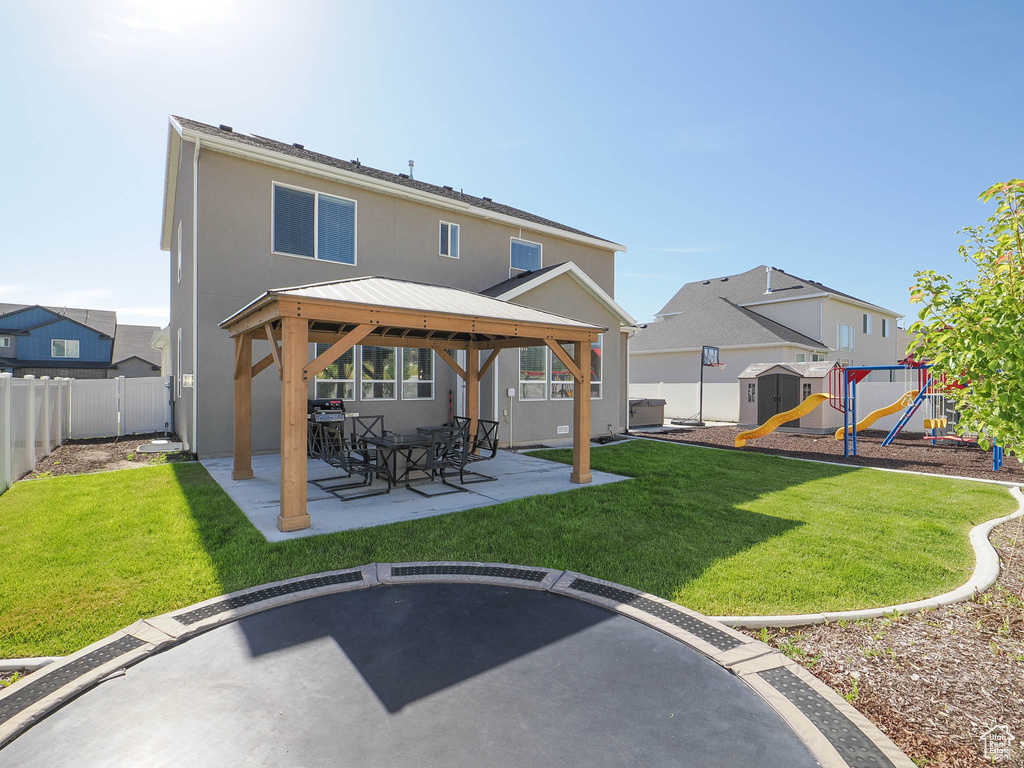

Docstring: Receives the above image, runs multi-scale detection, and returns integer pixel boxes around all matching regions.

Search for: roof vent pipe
[765,266,773,294]
[408,160,414,180]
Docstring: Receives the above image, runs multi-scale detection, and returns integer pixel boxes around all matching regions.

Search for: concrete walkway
[202,451,629,541]
[0,584,821,768]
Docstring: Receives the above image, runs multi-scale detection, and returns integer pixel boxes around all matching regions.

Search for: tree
[909,179,1024,461]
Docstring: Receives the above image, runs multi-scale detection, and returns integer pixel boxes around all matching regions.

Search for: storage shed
[737,361,842,433]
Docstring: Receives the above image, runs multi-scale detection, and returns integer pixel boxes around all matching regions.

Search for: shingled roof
[632,297,826,353]
[0,303,117,337]
[111,324,162,367]
[173,117,620,246]
[656,265,894,318]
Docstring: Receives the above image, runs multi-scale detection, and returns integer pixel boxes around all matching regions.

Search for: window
[175,328,182,399]
[402,348,434,399]
[176,221,182,283]
[519,346,547,400]
[314,343,355,400]
[51,339,79,358]
[360,345,396,400]
[273,183,356,265]
[882,318,890,338]
[803,382,812,400]
[812,352,826,362]
[590,334,603,399]
[863,313,872,334]
[837,323,854,352]
[550,343,574,399]
[795,353,806,362]
[747,383,756,403]
[439,221,460,259]
[510,237,542,273]
[0,337,9,348]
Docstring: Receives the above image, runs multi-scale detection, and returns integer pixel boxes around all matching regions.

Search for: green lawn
[0,440,1015,658]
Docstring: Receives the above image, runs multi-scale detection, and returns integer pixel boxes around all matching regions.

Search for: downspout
[818,297,827,351]
[191,138,200,457]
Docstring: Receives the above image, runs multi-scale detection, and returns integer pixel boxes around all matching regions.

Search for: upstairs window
[51,339,80,359]
[439,222,460,259]
[314,343,355,401]
[510,237,542,274]
[273,183,356,265]
[882,318,891,338]
[0,337,9,348]
[837,323,854,352]
[795,353,806,362]
[176,221,182,283]
[862,313,872,334]
[812,352,826,362]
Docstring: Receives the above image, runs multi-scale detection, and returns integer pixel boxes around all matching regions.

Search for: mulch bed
[25,434,191,479]
[745,517,1024,767]
[638,426,1022,483]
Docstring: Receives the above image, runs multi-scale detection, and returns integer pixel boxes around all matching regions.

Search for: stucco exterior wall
[180,146,622,456]
[821,298,900,366]
[740,296,825,343]
[169,139,196,451]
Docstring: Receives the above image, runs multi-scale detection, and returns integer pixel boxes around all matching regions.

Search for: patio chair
[442,418,500,487]
[312,423,390,501]
[403,427,465,497]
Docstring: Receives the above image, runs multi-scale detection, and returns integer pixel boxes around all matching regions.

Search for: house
[159,117,631,457]
[629,266,902,422]
[108,324,164,378]
[0,303,116,378]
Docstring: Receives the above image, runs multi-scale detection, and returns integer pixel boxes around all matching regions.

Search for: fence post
[24,375,36,468]
[117,376,126,437]
[0,373,11,493]
[39,376,51,455]
[54,377,63,447]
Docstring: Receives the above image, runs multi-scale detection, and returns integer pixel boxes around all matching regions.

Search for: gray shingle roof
[656,266,893,318]
[479,263,568,298]
[0,303,117,337]
[111,324,162,367]
[174,117,619,246]
[632,297,826,353]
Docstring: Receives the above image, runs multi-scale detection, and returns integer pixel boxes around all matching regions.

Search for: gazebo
[220,277,606,533]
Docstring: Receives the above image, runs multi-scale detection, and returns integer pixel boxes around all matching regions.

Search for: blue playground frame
[836,364,932,458]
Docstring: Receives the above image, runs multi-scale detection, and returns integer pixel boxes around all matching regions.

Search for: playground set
[734,360,1006,471]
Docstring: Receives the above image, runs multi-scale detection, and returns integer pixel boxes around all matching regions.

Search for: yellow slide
[735,393,830,447]
[833,390,918,440]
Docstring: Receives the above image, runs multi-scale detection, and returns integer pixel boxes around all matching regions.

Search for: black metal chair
[307,421,356,487]
[312,421,390,501]
[442,418,500,487]
[403,427,465,497]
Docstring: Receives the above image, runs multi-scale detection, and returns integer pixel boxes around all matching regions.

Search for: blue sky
[1,1,1021,326]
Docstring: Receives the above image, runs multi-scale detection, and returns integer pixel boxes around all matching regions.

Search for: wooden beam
[264,322,283,380]
[436,348,467,381]
[466,344,480,436]
[224,301,280,337]
[302,324,374,382]
[479,349,500,379]
[232,334,254,480]
[545,339,582,381]
[278,316,311,532]
[252,353,276,378]
[571,339,592,484]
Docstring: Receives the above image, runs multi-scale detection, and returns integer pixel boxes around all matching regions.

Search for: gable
[499,271,624,330]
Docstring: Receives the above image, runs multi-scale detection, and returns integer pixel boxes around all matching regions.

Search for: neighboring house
[0,304,164,379]
[629,266,902,422]
[159,116,631,457]
[108,324,164,378]
[0,303,116,378]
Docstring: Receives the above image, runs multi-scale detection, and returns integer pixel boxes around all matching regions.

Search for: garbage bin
[629,398,666,428]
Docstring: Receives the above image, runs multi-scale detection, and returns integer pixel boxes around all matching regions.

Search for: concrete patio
[202,450,629,542]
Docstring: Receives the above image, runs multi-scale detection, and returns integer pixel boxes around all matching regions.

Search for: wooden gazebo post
[232,332,254,480]
[279,315,310,532]
[571,338,592,484]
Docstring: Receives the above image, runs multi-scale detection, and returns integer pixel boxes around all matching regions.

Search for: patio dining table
[361,432,434,488]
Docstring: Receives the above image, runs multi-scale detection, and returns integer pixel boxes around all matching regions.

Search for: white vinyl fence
[0,374,171,493]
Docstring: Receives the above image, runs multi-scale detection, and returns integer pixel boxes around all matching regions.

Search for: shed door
[757,374,801,426]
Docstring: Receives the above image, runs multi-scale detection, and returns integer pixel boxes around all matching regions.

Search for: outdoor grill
[308,398,347,423]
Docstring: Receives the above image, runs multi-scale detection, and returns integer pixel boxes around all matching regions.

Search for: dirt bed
[26,435,190,479]
[639,426,1021,483]
[746,517,1024,767]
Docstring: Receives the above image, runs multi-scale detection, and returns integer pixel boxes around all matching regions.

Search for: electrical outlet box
[506,387,516,398]
[557,425,569,435]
